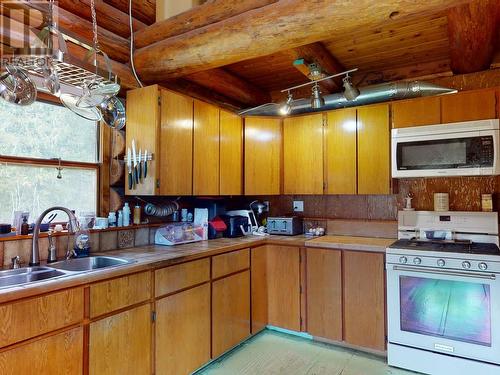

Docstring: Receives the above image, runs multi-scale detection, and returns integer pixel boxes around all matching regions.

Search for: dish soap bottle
[73,221,91,258]
[20,217,29,235]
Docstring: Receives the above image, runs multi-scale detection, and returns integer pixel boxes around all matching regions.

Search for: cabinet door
[156,284,211,375]
[220,110,243,195]
[89,304,152,375]
[283,114,324,194]
[441,89,496,123]
[194,100,220,195]
[357,104,390,194]
[126,85,160,195]
[267,245,301,331]
[343,251,385,351]
[325,108,357,194]
[160,90,194,195]
[212,271,251,357]
[251,246,268,334]
[391,96,441,128]
[306,248,342,341]
[244,117,282,195]
[0,327,83,375]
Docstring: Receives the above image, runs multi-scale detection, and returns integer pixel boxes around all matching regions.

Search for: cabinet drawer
[90,271,151,318]
[212,249,250,279]
[0,288,84,348]
[155,258,210,297]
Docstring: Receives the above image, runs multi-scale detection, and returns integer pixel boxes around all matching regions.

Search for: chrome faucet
[30,207,78,266]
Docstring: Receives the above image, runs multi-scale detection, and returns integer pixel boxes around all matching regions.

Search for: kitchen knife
[138,148,142,182]
[132,139,138,185]
[144,150,148,179]
[127,147,133,190]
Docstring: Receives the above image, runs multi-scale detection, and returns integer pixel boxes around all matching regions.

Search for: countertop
[0,234,395,304]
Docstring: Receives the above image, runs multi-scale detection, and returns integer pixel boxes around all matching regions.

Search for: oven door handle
[392,265,497,280]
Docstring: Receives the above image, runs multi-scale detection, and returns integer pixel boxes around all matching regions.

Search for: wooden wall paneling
[159,89,194,195]
[251,246,268,334]
[441,89,497,123]
[325,108,357,194]
[306,248,342,341]
[391,96,441,128]
[357,104,391,195]
[155,283,211,375]
[220,110,243,195]
[266,245,301,331]
[212,270,251,357]
[155,258,210,297]
[193,100,220,195]
[0,288,84,348]
[0,327,83,375]
[99,123,111,216]
[89,304,151,375]
[244,117,282,195]
[125,85,160,195]
[343,250,386,351]
[212,249,250,279]
[283,114,324,194]
[89,272,151,318]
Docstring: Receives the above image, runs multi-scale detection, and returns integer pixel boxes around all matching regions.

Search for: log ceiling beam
[185,68,270,106]
[103,0,155,25]
[447,0,500,74]
[134,0,277,49]
[133,0,468,81]
[57,0,147,39]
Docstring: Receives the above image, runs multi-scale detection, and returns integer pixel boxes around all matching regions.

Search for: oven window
[400,276,491,346]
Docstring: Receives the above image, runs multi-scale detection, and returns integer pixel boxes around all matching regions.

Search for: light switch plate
[293,200,304,212]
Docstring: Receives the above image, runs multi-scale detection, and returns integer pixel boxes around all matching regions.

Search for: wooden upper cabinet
[244,117,282,195]
[441,89,497,123]
[357,104,390,195]
[283,114,324,194]
[125,85,160,195]
[160,90,194,195]
[325,108,357,194]
[392,96,441,128]
[220,110,243,195]
[193,100,220,195]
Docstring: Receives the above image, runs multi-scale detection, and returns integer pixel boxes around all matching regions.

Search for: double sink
[0,256,134,289]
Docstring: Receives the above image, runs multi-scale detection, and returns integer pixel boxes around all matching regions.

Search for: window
[0,99,99,224]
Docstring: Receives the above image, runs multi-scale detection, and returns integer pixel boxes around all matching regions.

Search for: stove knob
[437,259,445,267]
[478,262,488,271]
[413,257,422,265]
[399,256,408,264]
[462,261,471,269]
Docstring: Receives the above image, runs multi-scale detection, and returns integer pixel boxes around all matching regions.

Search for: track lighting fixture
[342,74,360,101]
[279,91,293,115]
[310,83,325,109]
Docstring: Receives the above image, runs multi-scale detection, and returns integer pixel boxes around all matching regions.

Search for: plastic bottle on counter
[123,203,131,226]
[117,210,123,227]
[133,204,141,225]
[20,217,29,235]
[108,212,116,227]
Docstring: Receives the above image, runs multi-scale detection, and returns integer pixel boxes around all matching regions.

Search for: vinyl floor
[196,330,419,375]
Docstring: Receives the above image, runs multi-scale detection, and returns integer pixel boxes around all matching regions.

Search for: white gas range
[386,211,500,375]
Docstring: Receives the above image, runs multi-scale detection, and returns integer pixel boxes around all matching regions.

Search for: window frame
[0,92,102,218]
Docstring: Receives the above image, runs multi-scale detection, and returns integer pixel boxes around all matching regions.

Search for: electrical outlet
[263,201,270,212]
[293,200,304,212]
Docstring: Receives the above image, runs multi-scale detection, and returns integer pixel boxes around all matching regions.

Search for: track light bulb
[279,91,293,115]
[343,74,360,101]
[310,83,325,109]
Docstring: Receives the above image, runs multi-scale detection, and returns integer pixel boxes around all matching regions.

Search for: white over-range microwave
[391,119,500,178]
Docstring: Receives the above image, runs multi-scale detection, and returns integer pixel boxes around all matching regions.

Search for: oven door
[387,264,500,364]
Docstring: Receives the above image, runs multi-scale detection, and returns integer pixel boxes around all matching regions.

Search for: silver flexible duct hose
[144,201,180,217]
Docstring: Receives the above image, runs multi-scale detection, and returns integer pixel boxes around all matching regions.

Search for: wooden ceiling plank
[58,0,147,39]
[133,0,467,80]
[447,0,500,74]
[134,0,277,49]
[185,68,271,106]
[103,0,155,25]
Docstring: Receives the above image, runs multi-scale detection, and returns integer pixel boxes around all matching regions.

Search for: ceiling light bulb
[279,91,293,115]
[310,83,325,109]
[343,74,360,101]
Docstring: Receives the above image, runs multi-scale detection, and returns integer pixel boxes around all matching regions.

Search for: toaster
[267,216,303,236]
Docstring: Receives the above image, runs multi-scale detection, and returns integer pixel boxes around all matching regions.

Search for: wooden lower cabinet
[251,246,268,333]
[306,248,342,341]
[266,245,301,331]
[343,250,386,351]
[155,283,211,375]
[0,327,83,375]
[212,270,251,357]
[89,304,152,375]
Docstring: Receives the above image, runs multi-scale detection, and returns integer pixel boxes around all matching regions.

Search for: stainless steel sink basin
[50,256,133,272]
[0,267,67,288]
